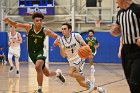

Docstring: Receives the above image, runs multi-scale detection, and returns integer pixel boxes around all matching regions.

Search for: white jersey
[60,33,84,62]
[8,32,20,49]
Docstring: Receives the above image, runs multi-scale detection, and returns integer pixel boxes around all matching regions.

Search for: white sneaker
[87,80,94,93]
[97,87,106,93]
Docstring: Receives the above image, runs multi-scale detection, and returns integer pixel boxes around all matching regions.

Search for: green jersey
[85,37,98,53]
[28,24,45,53]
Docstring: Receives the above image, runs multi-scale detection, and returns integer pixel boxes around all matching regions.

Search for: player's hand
[118,51,121,58]
[136,37,140,47]
[3,17,8,22]
[110,23,121,37]
[12,39,17,43]
[88,42,92,46]
[53,37,60,46]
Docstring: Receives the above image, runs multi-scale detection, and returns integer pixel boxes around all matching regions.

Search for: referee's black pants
[121,44,140,93]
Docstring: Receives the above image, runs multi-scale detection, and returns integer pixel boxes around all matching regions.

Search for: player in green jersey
[85,29,99,82]
[4,12,65,93]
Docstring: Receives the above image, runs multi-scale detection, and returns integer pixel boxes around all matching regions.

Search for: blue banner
[18,7,54,15]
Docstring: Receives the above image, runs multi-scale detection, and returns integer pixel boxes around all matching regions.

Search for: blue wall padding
[0,32,9,60]
[49,32,121,63]
[0,31,121,63]
[19,32,28,62]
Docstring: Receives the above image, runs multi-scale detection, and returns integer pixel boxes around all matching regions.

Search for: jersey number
[71,49,74,53]
[34,39,37,44]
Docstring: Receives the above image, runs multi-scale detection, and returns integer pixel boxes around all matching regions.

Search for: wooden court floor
[0,62,130,93]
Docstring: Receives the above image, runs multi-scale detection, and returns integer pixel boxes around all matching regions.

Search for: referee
[110,0,140,93]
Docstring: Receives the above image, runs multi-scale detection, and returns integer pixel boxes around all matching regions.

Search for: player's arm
[43,28,60,46]
[76,33,87,46]
[8,33,11,46]
[94,43,100,49]
[3,17,31,32]
[76,34,92,55]
[118,36,123,58]
[94,39,100,49]
[16,33,22,44]
[58,45,66,58]
[110,23,121,37]
[57,39,67,58]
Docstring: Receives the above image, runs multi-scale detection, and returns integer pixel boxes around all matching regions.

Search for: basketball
[78,46,91,58]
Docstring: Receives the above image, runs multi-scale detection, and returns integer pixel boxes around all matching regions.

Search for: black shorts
[29,50,46,69]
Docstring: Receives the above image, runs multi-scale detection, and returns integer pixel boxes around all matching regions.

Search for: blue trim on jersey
[74,33,80,44]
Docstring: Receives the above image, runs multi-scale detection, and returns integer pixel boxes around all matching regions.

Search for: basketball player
[4,12,65,93]
[8,26,22,77]
[0,47,5,65]
[55,23,105,93]
[85,29,99,81]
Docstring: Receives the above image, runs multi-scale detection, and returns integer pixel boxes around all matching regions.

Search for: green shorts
[29,49,46,69]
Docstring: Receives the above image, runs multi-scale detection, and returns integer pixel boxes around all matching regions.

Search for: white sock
[91,65,94,69]
[38,86,42,90]
[55,69,61,76]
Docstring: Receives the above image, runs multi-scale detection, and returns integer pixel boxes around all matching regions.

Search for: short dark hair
[88,29,94,34]
[32,12,44,19]
[62,23,72,30]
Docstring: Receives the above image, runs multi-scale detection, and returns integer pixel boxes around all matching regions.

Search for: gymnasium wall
[0,31,121,63]
[49,32,121,63]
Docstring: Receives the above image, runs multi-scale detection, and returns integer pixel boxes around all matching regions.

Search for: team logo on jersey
[37,54,42,58]
[65,43,76,49]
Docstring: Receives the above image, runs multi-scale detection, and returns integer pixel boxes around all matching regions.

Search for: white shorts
[69,57,85,73]
[8,47,20,59]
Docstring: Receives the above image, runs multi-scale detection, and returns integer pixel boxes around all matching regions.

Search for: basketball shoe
[37,89,43,93]
[56,69,65,83]
[9,66,14,72]
[97,87,106,93]
[87,80,94,93]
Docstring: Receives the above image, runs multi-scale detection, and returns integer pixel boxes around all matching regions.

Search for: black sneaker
[9,66,14,72]
[16,70,20,77]
[56,69,65,83]
[37,89,43,93]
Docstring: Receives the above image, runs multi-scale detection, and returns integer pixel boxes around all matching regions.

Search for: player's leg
[69,66,94,93]
[1,56,4,65]
[8,49,14,72]
[88,51,96,83]
[14,49,21,77]
[15,57,20,77]
[35,59,44,93]
[29,53,44,93]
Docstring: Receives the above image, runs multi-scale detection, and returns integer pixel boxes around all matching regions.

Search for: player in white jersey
[8,26,22,77]
[55,23,105,93]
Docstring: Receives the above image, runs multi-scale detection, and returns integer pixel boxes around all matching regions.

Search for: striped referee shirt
[116,3,140,44]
